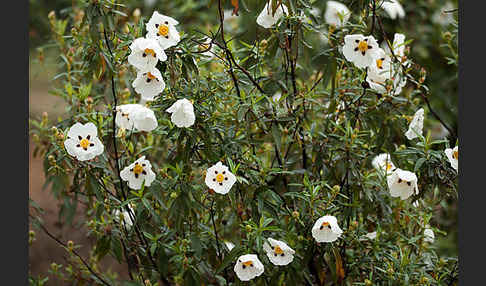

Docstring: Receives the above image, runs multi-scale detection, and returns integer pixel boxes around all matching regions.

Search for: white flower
[430,122,449,140]
[128,37,167,72]
[115,104,158,132]
[146,11,181,50]
[405,108,425,140]
[312,215,343,243]
[324,1,351,27]
[382,0,405,20]
[64,122,104,161]
[432,2,455,26]
[272,92,282,104]
[444,145,458,172]
[165,98,196,128]
[120,156,156,190]
[234,254,264,281]
[423,228,435,243]
[386,168,419,200]
[199,37,215,58]
[366,47,406,95]
[364,231,377,240]
[132,67,166,101]
[113,205,134,228]
[224,241,235,251]
[342,34,380,68]
[391,33,406,59]
[263,238,295,266]
[204,162,237,194]
[372,153,396,175]
[256,2,288,29]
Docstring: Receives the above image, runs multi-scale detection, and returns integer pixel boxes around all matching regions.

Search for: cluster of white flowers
[60,3,456,281]
[233,214,343,281]
[64,11,196,193]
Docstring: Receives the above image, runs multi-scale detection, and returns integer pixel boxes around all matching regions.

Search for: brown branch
[30,215,112,286]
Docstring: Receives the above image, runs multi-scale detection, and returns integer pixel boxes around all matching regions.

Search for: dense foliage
[29,0,458,285]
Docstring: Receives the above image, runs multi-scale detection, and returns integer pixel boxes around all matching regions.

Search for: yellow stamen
[386,163,393,171]
[242,261,253,267]
[358,41,369,53]
[144,48,156,57]
[133,163,144,175]
[216,173,225,183]
[321,222,330,227]
[453,150,458,160]
[274,246,284,255]
[147,72,156,80]
[80,138,90,149]
[158,24,169,37]
[376,58,383,69]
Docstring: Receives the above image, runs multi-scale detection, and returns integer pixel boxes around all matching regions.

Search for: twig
[30,215,112,286]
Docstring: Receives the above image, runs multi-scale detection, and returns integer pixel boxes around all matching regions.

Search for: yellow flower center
[453,150,458,160]
[216,173,225,183]
[133,163,144,175]
[80,138,90,149]
[274,246,284,255]
[242,261,253,267]
[358,40,369,53]
[147,72,156,80]
[386,163,393,171]
[321,222,330,227]
[376,58,384,69]
[158,24,169,37]
[144,48,156,57]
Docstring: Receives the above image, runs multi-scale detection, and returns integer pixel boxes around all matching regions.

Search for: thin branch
[30,215,112,286]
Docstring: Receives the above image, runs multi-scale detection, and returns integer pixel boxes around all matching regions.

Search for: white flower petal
[120,156,156,190]
[405,108,425,140]
[146,11,181,50]
[423,228,435,243]
[256,2,288,29]
[445,146,458,172]
[382,0,405,20]
[204,162,236,194]
[312,215,343,243]
[387,168,419,200]
[372,153,396,174]
[342,34,380,68]
[234,254,264,281]
[263,238,295,266]
[64,122,104,161]
[132,68,166,101]
[324,1,351,27]
[166,98,195,128]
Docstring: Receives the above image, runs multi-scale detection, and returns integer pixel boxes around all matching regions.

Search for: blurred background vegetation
[29,0,458,283]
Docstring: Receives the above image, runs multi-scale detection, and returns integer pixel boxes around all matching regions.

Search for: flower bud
[292,211,299,218]
[42,112,48,124]
[170,192,178,199]
[71,27,77,36]
[332,185,341,193]
[442,31,452,41]
[67,240,74,251]
[364,279,372,286]
[245,225,252,233]
[32,133,40,143]
[48,11,56,21]
[48,155,56,165]
[133,8,141,18]
[29,230,36,245]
